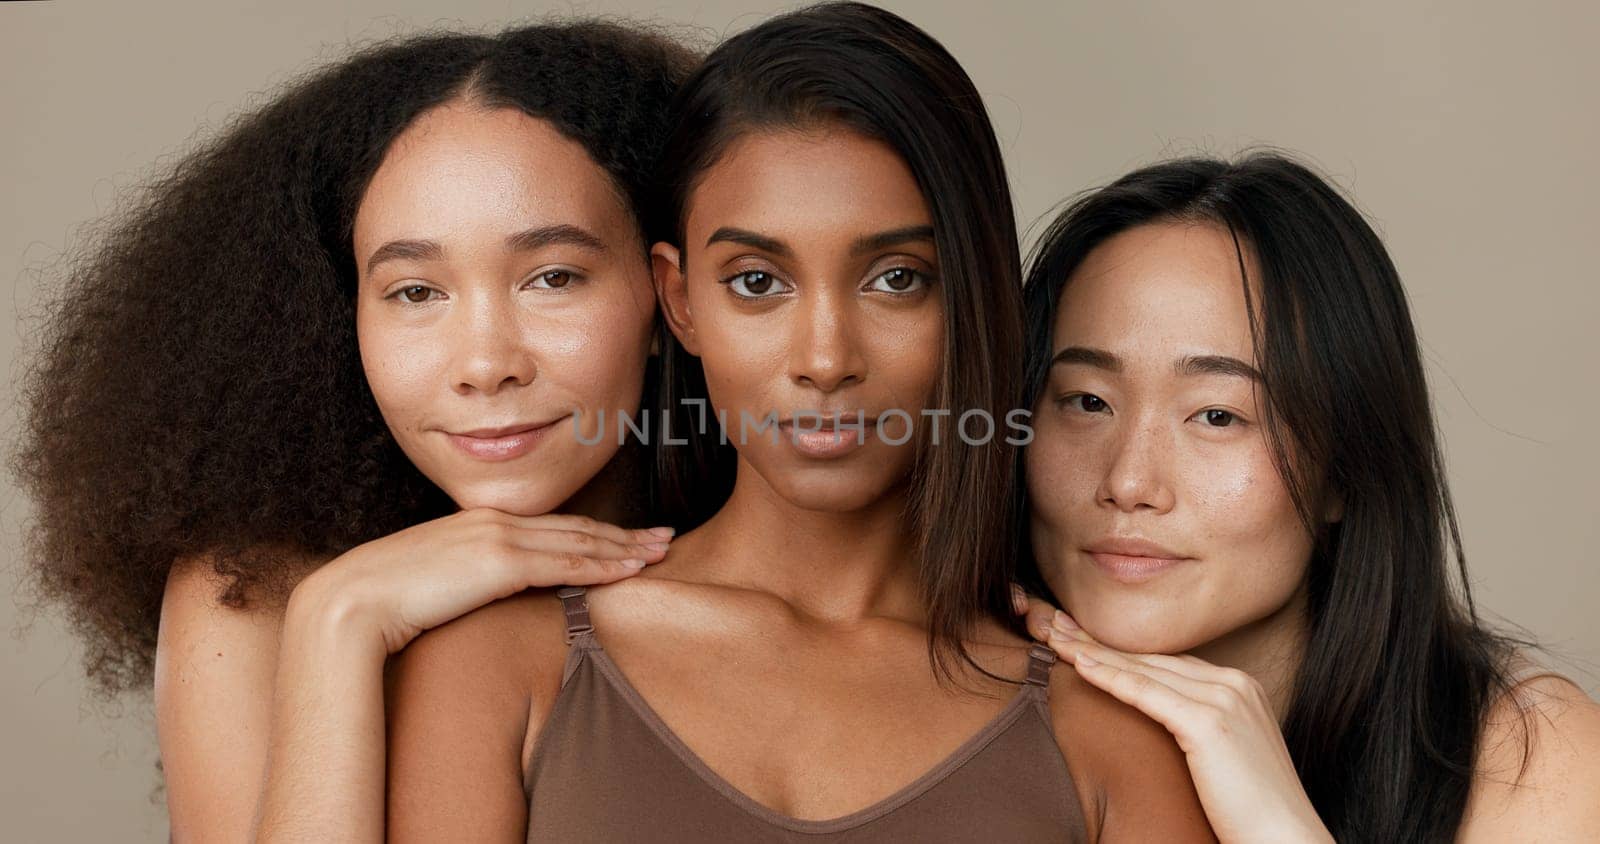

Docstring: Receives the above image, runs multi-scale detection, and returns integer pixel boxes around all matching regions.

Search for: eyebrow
[1049,346,1121,372]
[365,224,608,275]
[1049,346,1262,382]
[850,225,935,257]
[1178,354,1262,382]
[706,227,791,258]
[703,224,936,260]
[505,224,609,255]
[365,239,443,275]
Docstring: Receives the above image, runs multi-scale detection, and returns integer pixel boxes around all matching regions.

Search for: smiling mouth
[444,416,569,462]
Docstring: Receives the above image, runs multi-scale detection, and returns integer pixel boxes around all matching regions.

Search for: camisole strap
[1025,643,1056,689]
[557,586,593,643]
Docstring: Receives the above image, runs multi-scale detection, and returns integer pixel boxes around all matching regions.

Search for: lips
[1082,537,1192,584]
[777,413,879,459]
[444,416,568,462]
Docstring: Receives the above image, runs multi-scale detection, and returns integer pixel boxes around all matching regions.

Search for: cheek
[1183,444,1312,600]
[356,309,444,426]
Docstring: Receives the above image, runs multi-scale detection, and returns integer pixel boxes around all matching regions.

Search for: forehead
[684,127,930,243]
[353,102,631,253]
[1052,221,1258,365]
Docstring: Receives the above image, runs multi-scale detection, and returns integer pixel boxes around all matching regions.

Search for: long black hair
[11,21,699,695]
[648,1,1028,681]
[1020,151,1525,841]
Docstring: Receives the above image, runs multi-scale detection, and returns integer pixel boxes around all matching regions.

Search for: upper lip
[447,417,565,439]
[1084,537,1189,560]
[778,411,879,427]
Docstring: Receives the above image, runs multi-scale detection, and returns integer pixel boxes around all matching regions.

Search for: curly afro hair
[10,20,701,696]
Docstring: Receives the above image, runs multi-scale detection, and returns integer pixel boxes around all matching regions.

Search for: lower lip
[782,422,875,459]
[1086,551,1190,584]
[446,418,565,462]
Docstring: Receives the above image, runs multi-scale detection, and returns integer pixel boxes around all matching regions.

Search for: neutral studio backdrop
[2,1,1596,839]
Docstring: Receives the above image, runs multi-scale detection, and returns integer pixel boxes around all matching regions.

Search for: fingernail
[1036,623,1054,641]
[621,558,647,569]
[1052,611,1079,632]
[1077,653,1099,668]
[648,526,676,538]
[644,542,670,553]
[1048,626,1072,643]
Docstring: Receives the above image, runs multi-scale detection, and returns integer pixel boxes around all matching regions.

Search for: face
[1025,221,1331,654]
[654,128,943,513]
[354,101,655,515]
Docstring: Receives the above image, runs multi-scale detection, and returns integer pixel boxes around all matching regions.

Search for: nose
[789,287,866,393]
[451,291,537,396]
[1097,414,1176,514]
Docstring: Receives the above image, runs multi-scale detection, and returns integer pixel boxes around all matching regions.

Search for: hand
[1011,586,1333,844]
[296,510,673,654]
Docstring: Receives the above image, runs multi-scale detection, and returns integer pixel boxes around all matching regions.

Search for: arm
[384,594,564,843]
[1459,675,1600,841]
[254,510,671,842]
[154,555,306,842]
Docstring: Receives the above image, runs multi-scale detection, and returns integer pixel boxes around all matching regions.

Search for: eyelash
[1055,393,1247,428]
[717,265,935,300]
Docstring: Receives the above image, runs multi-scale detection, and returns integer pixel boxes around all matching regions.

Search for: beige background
[3,0,1596,839]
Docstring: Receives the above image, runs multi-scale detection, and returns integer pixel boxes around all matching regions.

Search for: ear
[652,242,700,357]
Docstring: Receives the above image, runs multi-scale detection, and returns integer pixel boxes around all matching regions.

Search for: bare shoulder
[155,551,322,839]
[389,587,571,706]
[1045,662,1214,842]
[1461,672,1600,840]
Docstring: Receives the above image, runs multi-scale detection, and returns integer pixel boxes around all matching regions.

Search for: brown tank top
[523,587,1089,842]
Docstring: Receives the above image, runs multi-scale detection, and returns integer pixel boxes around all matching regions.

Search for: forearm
[254,582,389,843]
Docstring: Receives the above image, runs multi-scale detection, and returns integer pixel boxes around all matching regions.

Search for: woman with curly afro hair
[12,20,701,840]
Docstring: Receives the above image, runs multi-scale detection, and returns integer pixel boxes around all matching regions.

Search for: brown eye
[1201,409,1237,427]
[529,270,575,289]
[1060,394,1108,413]
[398,285,435,303]
[725,271,789,298]
[868,267,928,293]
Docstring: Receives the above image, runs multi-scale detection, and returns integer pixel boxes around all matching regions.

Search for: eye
[1194,408,1239,427]
[724,270,791,299]
[866,267,930,294]
[1060,393,1109,414]
[389,284,442,304]
[526,269,582,290]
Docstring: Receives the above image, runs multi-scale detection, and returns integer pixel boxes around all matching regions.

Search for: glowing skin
[1025,221,1324,665]
[655,128,944,515]
[353,101,656,515]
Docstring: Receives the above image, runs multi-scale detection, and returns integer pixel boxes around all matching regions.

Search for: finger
[504,511,676,546]
[512,528,668,562]
[546,553,654,586]
[1137,654,1267,702]
[1025,601,1059,642]
[1062,639,1237,711]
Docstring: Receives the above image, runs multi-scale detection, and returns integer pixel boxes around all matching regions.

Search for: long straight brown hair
[648,2,1027,681]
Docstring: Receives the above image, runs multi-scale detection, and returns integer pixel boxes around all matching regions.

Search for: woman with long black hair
[1017,152,1600,841]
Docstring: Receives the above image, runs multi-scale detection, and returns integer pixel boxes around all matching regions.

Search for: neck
[674,455,923,624]
[1190,582,1310,720]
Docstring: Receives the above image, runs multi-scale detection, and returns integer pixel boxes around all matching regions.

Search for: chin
[442,478,575,517]
[1068,588,1205,655]
[771,470,898,514]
